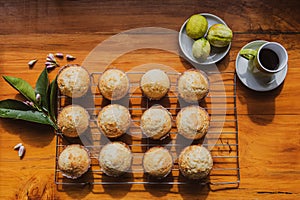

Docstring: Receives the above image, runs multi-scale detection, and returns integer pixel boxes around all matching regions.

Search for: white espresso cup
[240,42,288,75]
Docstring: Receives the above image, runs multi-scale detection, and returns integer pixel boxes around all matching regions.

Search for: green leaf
[3,76,36,103]
[0,99,34,110]
[0,99,58,130]
[35,68,49,111]
[48,75,58,123]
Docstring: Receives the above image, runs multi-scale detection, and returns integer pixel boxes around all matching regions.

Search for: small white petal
[46,64,56,69]
[66,54,76,61]
[28,59,38,68]
[46,53,57,63]
[18,145,25,157]
[55,53,64,58]
[45,61,54,65]
[48,53,55,60]
[36,94,41,102]
[13,143,23,150]
[46,57,53,62]
[23,101,34,107]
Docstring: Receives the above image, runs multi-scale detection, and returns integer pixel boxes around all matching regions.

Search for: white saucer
[179,13,231,65]
[235,40,288,92]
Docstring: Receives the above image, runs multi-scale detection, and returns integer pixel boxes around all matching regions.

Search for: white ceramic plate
[235,40,288,91]
[178,13,231,65]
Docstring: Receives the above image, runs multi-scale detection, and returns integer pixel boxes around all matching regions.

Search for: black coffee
[259,49,279,70]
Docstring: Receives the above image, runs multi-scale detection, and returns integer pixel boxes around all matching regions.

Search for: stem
[33,102,58,130]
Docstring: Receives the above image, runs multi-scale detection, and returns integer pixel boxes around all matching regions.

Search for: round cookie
[176,105,209,140]
[178,145,213,180]
[98,69,130,100]
[140,105,172,140]
[143,147,173,178]
[58,144,91,179]
[57,65,90,98]
[140,69,170,100]
[57,104,90,137]
[98,142,133,177]
[177,69,209,103]
[97,104,131,138]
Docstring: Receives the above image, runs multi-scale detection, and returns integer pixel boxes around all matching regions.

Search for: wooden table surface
[0,0,299,199]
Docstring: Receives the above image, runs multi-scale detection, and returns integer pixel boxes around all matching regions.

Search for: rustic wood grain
[0,0,300,199]
[1,33,299,115]
[0,0,299,34]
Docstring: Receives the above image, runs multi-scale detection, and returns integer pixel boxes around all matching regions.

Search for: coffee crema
[259,49,279,70]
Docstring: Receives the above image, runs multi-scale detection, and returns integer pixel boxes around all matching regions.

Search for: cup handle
[239,49,257,60]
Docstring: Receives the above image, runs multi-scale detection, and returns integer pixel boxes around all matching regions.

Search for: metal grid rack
[55,70,240,190]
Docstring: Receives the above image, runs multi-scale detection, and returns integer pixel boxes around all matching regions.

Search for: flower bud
[36,93,41,103]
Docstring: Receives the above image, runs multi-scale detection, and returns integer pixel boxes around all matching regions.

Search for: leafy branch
[0,68,58,130]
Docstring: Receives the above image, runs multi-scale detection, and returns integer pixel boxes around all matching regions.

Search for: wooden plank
[0,0,299,34]
[1,33,300,114]
[1,114,299,199]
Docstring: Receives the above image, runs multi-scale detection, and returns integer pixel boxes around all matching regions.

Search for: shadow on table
[0,118,54,147]
[144,184,173,197]
[237,78,285,125]
[178,49,231,73]
[61,184,92,200]
[143,173,174,197]
[101,173,133,198]
[178,175,210,200]
[88,173,133,198]
[58,182,132,200]
[58,172,133,199]
[57,170,94,199]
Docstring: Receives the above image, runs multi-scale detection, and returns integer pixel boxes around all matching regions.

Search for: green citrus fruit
[186,14,208,39]
[192,38,211,60]
[207,24,233,47]
[239,49,257,60]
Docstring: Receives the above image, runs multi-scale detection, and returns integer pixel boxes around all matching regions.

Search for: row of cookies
[57,103,209,141]
[58,143,213,180]
[56,64,209,103]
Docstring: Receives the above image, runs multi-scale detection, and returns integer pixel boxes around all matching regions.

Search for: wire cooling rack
[55,70,240,190]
